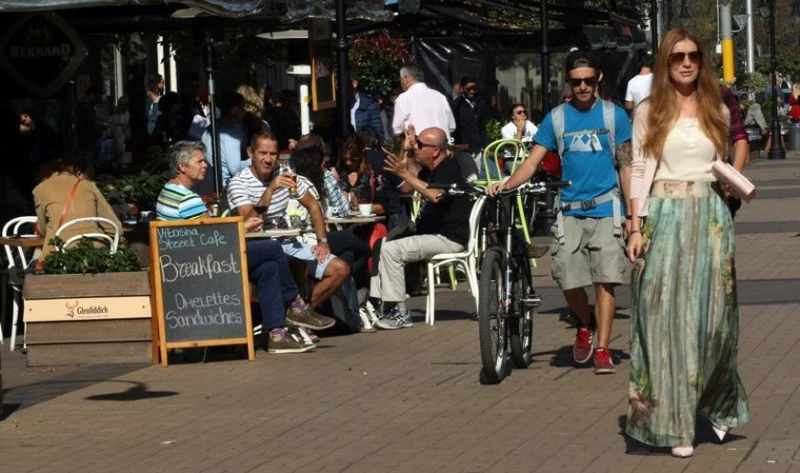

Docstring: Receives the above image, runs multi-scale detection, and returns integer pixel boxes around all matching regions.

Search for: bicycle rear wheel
[478,247,508,384]
[509,259,535,368]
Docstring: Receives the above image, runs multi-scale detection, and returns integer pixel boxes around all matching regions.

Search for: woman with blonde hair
[788,83,800,122]
[236,84,270,141]
[626,29,750,457]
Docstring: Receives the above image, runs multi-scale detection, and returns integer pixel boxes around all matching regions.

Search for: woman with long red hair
[626,29,751,457]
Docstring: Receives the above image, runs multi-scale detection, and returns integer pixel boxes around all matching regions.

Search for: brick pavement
[1,153,800,473]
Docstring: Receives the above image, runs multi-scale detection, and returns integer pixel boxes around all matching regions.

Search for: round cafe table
[326,215,386,226]
[245,228,302,239]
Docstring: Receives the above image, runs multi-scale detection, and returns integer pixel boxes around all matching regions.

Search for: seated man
[372,126,472,329]
[155,140,334,354]
[227,131,351,312]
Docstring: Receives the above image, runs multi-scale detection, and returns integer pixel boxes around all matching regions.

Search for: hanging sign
[309,18,336,111]
[0,12,87,97]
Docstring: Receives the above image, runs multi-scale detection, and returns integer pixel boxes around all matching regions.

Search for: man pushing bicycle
[487,50,633,374]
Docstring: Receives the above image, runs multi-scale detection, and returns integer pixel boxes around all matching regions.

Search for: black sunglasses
[514,109,527,115]
[669,51,702,66]
[416,139,438,149]
[567,76,598,87]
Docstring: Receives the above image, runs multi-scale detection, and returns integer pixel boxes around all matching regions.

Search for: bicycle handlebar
[427,180,571,197]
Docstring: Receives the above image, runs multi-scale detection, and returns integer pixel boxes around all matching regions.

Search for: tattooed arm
[615,140,633,234]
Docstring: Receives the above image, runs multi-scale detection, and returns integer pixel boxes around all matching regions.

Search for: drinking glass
[253,205,268,230]
[279,160,298,197]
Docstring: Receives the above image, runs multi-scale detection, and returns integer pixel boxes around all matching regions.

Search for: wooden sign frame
[309,18,336,111]
[149,217,254,366]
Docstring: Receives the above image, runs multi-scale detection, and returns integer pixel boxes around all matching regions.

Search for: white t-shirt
[625,74,653,109]
[500,120,538,159]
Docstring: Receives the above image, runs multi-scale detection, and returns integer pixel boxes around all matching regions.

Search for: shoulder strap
[602,99,616,151]
[552,104,566,156]
[58,179,82,229]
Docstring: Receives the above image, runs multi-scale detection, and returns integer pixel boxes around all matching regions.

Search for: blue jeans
[247,239,298,331]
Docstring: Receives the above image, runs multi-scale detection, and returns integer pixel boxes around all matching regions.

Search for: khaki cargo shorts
[550,216,628,290]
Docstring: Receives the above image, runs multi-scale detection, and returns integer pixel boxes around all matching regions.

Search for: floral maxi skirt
[626,181,751,447]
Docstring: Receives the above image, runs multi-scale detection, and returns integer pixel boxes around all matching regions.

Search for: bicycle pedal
[520,296,541,307]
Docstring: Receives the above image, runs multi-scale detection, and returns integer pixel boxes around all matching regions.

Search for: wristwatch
[319,237,328,244]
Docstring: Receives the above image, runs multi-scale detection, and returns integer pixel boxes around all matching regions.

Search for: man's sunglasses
[669,51,702,66]
[514,109,527,115]
[416,139,438,149]
[567,76,598,88]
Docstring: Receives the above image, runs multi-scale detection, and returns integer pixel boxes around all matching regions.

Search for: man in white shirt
[201,92,250,191]
[500,103,538,173]
[391,64,456,140]
[624,54,654,112]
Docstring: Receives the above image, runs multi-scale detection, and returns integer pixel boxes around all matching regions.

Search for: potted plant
[23,237,153,366]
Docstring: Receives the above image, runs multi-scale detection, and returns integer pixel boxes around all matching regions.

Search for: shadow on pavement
[85,380,178,402]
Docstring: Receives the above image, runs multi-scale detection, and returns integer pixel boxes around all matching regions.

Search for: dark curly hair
[292,147,325,197]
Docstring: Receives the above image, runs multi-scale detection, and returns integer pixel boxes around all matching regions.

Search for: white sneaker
[364,300,379,324]
[358,307,377,333]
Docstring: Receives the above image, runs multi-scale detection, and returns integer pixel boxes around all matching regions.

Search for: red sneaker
[594,348,615,374]
[573,326,594,364]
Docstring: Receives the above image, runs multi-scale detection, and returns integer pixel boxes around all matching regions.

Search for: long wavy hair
[236,84,263,116]
[641,29,728,160]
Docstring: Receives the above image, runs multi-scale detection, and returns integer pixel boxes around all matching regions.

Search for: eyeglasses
[464,86,477,92]
[669,51,702,66]
[416,139,438,150]
[567,76,598,87]
[514,109,527,115]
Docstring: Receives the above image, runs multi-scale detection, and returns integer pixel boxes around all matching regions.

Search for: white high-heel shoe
[671,446,694,458]
[712,425,728,442]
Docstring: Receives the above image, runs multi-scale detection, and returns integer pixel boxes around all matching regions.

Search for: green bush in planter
[39,237,141,275]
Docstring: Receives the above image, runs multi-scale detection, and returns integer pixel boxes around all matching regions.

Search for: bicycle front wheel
[509,258,535,368]
[478,247,508,384]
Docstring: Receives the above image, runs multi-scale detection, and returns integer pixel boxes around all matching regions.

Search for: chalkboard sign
[149,217,254,366]
[309,18,336,111]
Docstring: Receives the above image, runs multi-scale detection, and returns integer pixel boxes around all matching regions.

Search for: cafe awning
[0,0,394,22]
[0,0,266,17]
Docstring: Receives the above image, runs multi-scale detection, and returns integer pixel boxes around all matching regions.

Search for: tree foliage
[349,29,415,101]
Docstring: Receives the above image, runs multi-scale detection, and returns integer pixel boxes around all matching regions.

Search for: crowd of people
[2,25,757,458]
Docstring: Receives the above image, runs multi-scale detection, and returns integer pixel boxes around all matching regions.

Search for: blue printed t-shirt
[533,101,631,218]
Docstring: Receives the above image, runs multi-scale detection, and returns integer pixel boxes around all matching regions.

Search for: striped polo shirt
[226,167,311,220]
[155,183,208,221]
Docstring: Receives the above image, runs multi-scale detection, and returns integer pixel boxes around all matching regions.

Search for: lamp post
[679,0,691,28]
[651,0,658,54]
[760,0,786,160]
[335,0,350,143]
[793,0,800,40]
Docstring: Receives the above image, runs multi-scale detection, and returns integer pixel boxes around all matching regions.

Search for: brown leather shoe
[527,244,550,258]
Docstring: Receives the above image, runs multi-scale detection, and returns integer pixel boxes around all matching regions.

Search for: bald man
[370,126,472,329]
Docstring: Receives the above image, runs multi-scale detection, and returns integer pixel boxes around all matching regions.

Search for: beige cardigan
[33,173,122,260]
[630,102,728,217]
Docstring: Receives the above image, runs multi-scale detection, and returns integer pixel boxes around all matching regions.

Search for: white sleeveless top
[655,118,716,182]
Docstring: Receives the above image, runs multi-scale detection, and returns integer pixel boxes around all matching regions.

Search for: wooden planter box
[22,271,152,366]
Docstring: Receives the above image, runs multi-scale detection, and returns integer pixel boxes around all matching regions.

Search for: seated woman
[338,134,382,214]
[155,140,335,353]
[292,146,372,304]
[33,156,122,262]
